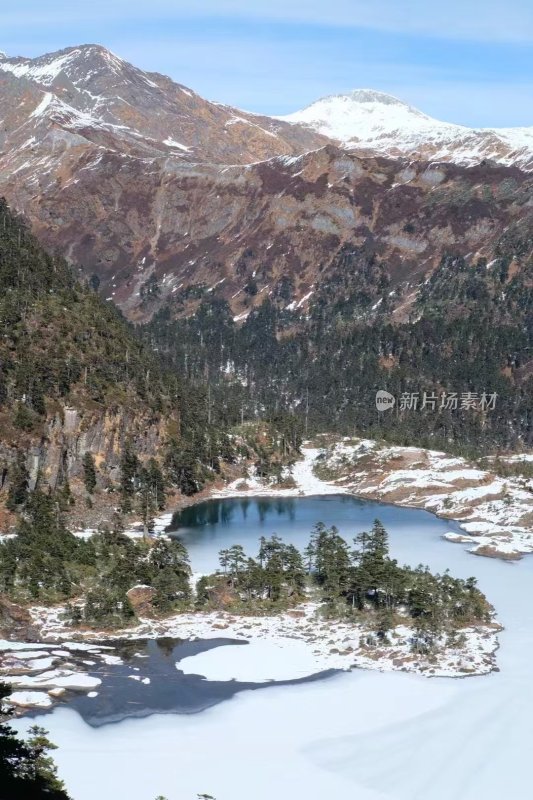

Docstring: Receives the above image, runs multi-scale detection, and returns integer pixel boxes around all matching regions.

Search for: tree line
[198,519,491,651]
[141,224,532,456]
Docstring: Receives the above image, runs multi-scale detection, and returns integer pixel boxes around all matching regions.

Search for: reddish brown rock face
[0,45,531,321]
[126,585,157,617]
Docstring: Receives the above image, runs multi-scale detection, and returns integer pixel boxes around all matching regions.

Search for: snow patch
[163,137,190,151]
[7,691,52,709]
[29,92,53,118]
[179,638,326,682]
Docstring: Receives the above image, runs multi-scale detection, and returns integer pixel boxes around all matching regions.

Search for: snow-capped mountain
[0,46,531,324]
[279,90,533,170]
[0,45,327,164]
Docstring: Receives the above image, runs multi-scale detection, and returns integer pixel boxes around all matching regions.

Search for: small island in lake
[0,499,500,708]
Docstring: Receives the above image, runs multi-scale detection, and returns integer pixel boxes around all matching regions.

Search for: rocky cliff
[22,406,171,491]
[0,200,200,527]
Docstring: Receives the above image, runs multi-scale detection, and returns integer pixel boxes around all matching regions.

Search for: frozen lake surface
[14,495,533,800]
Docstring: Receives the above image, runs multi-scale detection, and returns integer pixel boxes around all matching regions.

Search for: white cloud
[2,0,533,43]
[114,35,533,127]
[186,0,533,44]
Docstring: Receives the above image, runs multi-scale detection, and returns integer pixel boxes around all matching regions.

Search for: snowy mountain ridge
[0,45,531,324]
[279,90,533,170]
[0,45,327,165]
[1,46,531,172]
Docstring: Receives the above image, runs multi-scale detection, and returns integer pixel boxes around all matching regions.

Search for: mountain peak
[0,44,130,89]
[278,88,445,146]
[279,88,532,169]
[302,88,434,122]
[65,43,126,67]
[318,89,410,107]
[75,43,115,54]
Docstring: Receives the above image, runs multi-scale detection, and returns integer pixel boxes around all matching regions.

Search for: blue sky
[2,1,532,126]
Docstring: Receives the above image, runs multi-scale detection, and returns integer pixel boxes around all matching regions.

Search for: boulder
[126,585,157,616]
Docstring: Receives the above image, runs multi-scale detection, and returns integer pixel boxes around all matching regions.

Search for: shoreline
[1,596,500,716]
[310,439,533,561]
[1,440,515,711]
[138,440,532,562]
[18,434,523,565]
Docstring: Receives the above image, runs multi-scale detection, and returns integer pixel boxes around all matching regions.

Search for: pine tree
[147,458,166,510]
[0,683,71,799]
[26,726,67,795]
[226,544,247,582]
[282,543,306,596]
[6,451,29,510]
[313,524,351,600]
[152,566,182,612]
[218,549,230,574]
[82,452,97,495]
[119,440,139,512]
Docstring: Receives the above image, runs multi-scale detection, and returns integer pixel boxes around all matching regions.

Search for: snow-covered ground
[72,512,175,540]
[210,446,349,499]
[7,451,533,799]
[6,669,101,692]
[8,691,53,709]
[315,439,533,560]
[174,612,497,681]
[22,597,498,689]
[12,536,533,800]
[179,638,322,682]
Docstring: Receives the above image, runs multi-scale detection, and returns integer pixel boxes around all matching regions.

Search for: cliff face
[0,393,178,533]
[0,201,191,527]
[27,405,171,490]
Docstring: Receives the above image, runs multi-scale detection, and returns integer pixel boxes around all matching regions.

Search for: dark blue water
[58,637,337,727]
[168,494,466,572]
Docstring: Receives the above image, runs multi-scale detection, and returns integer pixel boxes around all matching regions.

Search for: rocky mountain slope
[279,90,533,171]
[0,200,234,530]
[9,141,532,323]
[0,45,531,324]
[0,45,327,165]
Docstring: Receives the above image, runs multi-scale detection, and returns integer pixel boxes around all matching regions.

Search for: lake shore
[1,595,500,715]
[2,440,514,712]
[311,438,533,561]
[67,438,532,562]
[151,439,532,562]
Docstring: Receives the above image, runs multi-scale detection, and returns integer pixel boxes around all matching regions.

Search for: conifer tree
[26,726,68,795]
[0,684,71,799]
[6,451,29,510]
[82,452,97,495]
[120,440,139,512]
